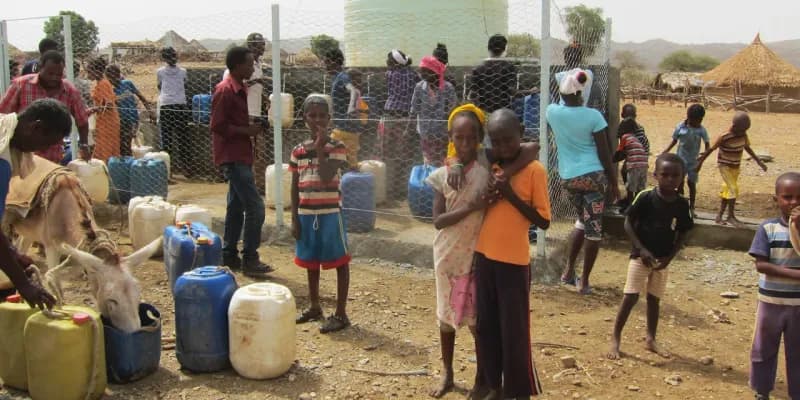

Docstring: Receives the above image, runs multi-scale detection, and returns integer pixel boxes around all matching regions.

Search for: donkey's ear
[60,243,106,274]
[121,237,162,269]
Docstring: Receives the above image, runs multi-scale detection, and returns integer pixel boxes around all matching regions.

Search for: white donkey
[10,164,160,333]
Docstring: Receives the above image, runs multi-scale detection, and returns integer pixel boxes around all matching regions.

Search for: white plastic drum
[132,145,153,160]
[228,283,296,379]
[358,160,387,205]
[174,204,212,228]
[67,159,110,204]
[268,93,295,129]
[129,196,175,253]
[265,164,292,209]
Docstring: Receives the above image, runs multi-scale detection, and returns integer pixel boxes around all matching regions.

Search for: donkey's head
[61,236,162,333]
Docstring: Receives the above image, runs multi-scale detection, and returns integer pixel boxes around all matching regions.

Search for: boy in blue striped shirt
[748,172,800,400]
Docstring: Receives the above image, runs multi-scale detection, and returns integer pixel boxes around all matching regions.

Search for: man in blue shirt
[0,98,73,309]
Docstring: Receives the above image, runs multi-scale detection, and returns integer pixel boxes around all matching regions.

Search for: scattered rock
[627,385,641,392]
[572,379,582,387]
[358,358,370,366]
[720,291,740,299]
[560,356,577,369]
[577,330,587,336]
[700,356,714,366]
[664,374,682,386]
[572,393,581,399]
[604,317,613,322]
[688,325,697,331]
[299,393,312,400]
[288,373,297,382]
[541,348,555,356]
[708,309,731,324]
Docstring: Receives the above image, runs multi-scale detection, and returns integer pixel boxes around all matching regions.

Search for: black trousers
[475,252,542,398]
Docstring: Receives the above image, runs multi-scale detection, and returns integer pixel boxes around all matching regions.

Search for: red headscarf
[419,56,446,89]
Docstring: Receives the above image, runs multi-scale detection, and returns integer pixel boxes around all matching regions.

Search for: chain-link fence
[0,0,616,254]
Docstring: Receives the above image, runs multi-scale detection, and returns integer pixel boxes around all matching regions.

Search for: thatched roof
[702,34,800,88]
[653,72,704,91]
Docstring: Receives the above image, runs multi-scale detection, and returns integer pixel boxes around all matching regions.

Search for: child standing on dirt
[615,118,649,210]
[425,104,493,398]
[607,153,693,360]
[291,94,352,334]
[473,108,550,400]
[696,112,767,226]
[747,172,800,400]
[661,104,709,211]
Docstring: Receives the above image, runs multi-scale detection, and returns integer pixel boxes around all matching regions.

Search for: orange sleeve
[529,162,551,221]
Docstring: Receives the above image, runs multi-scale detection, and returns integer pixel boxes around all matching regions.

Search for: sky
[3,0,800,51]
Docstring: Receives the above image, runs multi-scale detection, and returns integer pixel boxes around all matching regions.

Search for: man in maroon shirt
[211,46,272,277]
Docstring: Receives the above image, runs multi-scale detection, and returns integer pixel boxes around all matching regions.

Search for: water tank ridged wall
[344,0,509,67]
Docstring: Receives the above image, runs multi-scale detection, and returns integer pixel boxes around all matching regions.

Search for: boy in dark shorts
[607,153,694,360]
[747,172,800,400]
[473,109,550,399]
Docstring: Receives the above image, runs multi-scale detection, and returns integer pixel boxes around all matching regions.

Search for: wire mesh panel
[542,2,613,240]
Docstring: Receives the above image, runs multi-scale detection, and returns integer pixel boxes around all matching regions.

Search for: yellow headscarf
[446,104,485,158]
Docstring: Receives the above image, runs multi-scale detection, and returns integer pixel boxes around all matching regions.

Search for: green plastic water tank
[344,0,509,67]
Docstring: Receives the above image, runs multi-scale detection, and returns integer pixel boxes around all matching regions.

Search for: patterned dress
[426,161,489,328]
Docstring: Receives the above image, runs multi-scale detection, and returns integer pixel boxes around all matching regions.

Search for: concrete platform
[93,180,760,283]
[602,210,758,252]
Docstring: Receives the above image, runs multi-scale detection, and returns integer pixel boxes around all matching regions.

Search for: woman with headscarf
[87,57,120,163]
[410,56,456,166]
[381,49,418,198]
[546,69,619,295]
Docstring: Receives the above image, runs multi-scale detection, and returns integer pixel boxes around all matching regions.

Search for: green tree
[564,5,606,63]
[506,33,540,58]
[43,11,99,59]
[310,35,340,60]
[614,50,651,87]
[659,50,719,72]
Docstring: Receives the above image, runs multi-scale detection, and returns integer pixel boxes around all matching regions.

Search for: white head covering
[559,68,591,96]
[391,49,408,65]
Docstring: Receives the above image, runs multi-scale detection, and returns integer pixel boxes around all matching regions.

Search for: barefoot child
[607,153,693,360]
[291,95,352,334]
[425,104,493,398]
[474,108,550,399]
[696,112,767,226]
[747,172,800,400]
[662,104,709,211]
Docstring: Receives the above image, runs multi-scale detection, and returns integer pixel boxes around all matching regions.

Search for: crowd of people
[1,31,798,400]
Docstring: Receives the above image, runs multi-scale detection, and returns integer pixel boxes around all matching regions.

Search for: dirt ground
[1,236,793,400]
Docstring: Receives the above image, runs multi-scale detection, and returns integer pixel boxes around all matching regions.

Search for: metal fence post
[536,0,551,258]
[0,20,9,94]
[271,3,284,228]
[62,14,79,160]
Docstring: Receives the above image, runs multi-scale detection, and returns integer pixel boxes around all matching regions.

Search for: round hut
[701,34,800,113]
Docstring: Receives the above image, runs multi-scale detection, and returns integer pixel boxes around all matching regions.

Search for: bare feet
[607,336,621,360]
[726,216,744,228]
[645,337,671,358]
[430,371,454,398]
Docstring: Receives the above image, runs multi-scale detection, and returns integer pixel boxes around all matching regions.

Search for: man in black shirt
[468,34,517,113]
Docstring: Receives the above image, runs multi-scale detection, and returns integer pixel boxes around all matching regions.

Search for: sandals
[242,262,276,278]
[296,308,323,324]
[560,275,577,286]
[320,315,350,334]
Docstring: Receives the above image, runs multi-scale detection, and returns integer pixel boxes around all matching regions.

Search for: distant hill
[608,39,800,72]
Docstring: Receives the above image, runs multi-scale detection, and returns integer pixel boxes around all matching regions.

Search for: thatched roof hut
[702,34,800,112]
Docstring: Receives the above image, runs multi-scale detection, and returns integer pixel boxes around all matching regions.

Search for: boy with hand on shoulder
[472,108,550,400]
[747,172,800,400]
[607,153,694,361]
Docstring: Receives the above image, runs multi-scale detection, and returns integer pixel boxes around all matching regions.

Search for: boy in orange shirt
[473,108,551,399]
